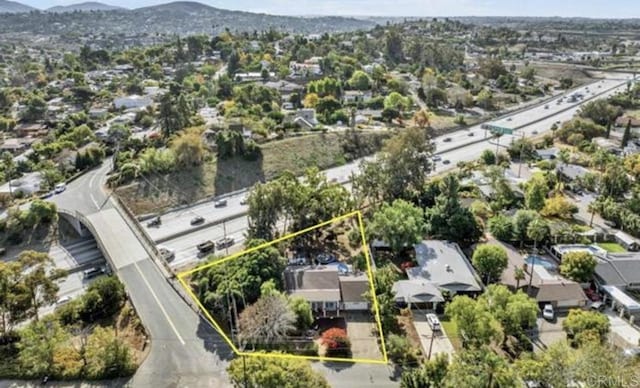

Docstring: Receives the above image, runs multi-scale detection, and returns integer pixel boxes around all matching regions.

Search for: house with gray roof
[283,264,369,316]
[556,163,591,182]
[389,240,482,311]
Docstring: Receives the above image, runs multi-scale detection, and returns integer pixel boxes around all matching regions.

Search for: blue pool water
[525,255,557,270]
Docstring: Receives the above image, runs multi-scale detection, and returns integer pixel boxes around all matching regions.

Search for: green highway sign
[481,124,513,135]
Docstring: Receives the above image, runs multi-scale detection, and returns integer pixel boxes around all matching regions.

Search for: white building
[113,95,152,110]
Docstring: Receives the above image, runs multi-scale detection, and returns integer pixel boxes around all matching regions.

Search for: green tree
[288,297,313,332]
[400,353,449,388]
[425,175,482,246]
[347,70,372,91]
[18,318,70,377]
[84,326,135,379]
[472,244,509,284]
[480,149,496,165]
[525,175,547,211]
[479,285,538,337]
[512,210,537,247]
[476,89,494,110]
[15,251,61,321]
[385,29,404,63]
[578,99,622,127]
[600,162,631,199]
[384,92,411,112]
[559,251,597,283]
[386,333,419,366]
[444,347,519,388]
[368,199,425,255]
[21,94,47,122]
[541,195,578,219]
[563,309,610,346]
[80,276,125,322]
[526,217,549,252]
[445,296,503,348]
[171,127,207,167]
[488,214,513,241]
[227,352,330,388]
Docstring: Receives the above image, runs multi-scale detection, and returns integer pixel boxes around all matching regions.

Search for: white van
[426,313,441,331]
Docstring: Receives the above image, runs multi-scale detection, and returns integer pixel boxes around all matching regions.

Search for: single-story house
[595,253,640,291]
[615,115,640,128]
[14,123,48,138]
[283,265,370,316]
[113,95,152,110]
[499,240,587,308]
[342,90,373,104]
[550,244,608,261]
[0,171,43,196]
[613,230,640,252]
[396,240,482,310]
[556,163,591,182]
[0,138,29,154]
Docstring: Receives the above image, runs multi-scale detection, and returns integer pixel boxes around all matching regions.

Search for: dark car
[442,159,451,165]
[216,237,235,250]
[146,216,161,227]
[214,199,228,208]
[443,137,452,142]
[197,240,215,253]
[190,216,205,226]
[468,131,474,136]
[317,253,337,265]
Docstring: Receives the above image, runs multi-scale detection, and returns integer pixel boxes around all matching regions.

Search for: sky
[18,0,640,18]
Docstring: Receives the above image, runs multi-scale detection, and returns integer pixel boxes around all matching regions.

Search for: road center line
[133,261,186,345]
[90,194,100,210]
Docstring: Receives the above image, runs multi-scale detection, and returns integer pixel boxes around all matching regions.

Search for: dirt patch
[397,311,424,359]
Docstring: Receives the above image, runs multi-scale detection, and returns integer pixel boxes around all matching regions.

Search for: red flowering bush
[320,328,351,357]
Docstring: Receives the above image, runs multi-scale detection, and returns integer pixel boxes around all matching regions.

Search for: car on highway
[158,246,175,261]
[83,267,105,279]
[532,130,538,135]
[506,117,512,121]
[54,183,66,194]
[190,216,205,226]
[214,199,228,208]
[216,237,235,250]
[542,304,555,321]
[197,240,215,253]
[467,131,474,136]
[442,159,451,165]
[240,196,248,205]
[443,137,452,142]
[147,216,161,227]
[431,155,442,162]
[544,105,549,109]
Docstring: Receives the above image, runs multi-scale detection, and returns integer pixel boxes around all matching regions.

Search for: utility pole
[427,333,436,360]
[518,131,525,178]
[526,255,536,297]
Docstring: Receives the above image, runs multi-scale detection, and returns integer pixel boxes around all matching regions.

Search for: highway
[148,74,634,272]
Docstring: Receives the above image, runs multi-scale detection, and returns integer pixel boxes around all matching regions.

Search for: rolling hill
[47,2,126,12]
[0,0,35,13]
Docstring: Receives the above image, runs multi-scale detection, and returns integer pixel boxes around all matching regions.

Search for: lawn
[439,317,462,351]
[596,242,627,253]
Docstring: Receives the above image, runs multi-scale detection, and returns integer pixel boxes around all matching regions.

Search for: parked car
[584,288,601,302]
[190,216,205,226]
[288,256,307,266]
[317,253,337,265]
[158,246,175,261]
[426,313,441,331]
[54,183,66,194]
[542,304,555,320]
[197,240,215,253]
[216,237,235,250]
[589,301,605,312]
[214,199,228,207]
[83,267,105,279]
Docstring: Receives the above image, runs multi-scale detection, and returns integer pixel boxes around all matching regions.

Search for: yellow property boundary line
[176,210,389,364]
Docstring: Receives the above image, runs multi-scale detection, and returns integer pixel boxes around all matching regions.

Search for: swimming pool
[525,255,557,270]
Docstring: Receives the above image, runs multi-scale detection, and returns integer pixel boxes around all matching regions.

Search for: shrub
[321,328,351,358]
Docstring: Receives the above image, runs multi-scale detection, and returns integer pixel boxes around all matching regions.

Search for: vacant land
[117,131,390,215]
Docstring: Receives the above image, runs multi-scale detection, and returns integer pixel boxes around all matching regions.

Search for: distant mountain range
[47,1,125,12]
[0,0,35,13]
[0,1,378,37]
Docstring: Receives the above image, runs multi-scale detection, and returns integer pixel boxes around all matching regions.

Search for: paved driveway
[412,313,455,360]
[344,312,384,361]
[607,311,640,348]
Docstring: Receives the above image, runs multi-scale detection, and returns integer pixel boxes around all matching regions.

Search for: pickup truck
[197,240,215,253]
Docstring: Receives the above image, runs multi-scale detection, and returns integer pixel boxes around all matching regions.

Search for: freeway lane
[155,75,634,270]
[145,75,632,245]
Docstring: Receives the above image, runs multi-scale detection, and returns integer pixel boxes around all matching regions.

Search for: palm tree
[527,217,550,253]
[588,202,598,227]
[514,267,525,290]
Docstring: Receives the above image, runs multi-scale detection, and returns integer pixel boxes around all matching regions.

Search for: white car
[54,183,66,194]
[157,246,175,261]
[542,304,555,320]
[240,196,248,205]
[431,155,442,162]
[56,296,72,305]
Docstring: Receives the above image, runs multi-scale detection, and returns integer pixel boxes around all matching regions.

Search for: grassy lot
[117,131,390,215]
[440,317,462,351]
[596,242,627,253]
